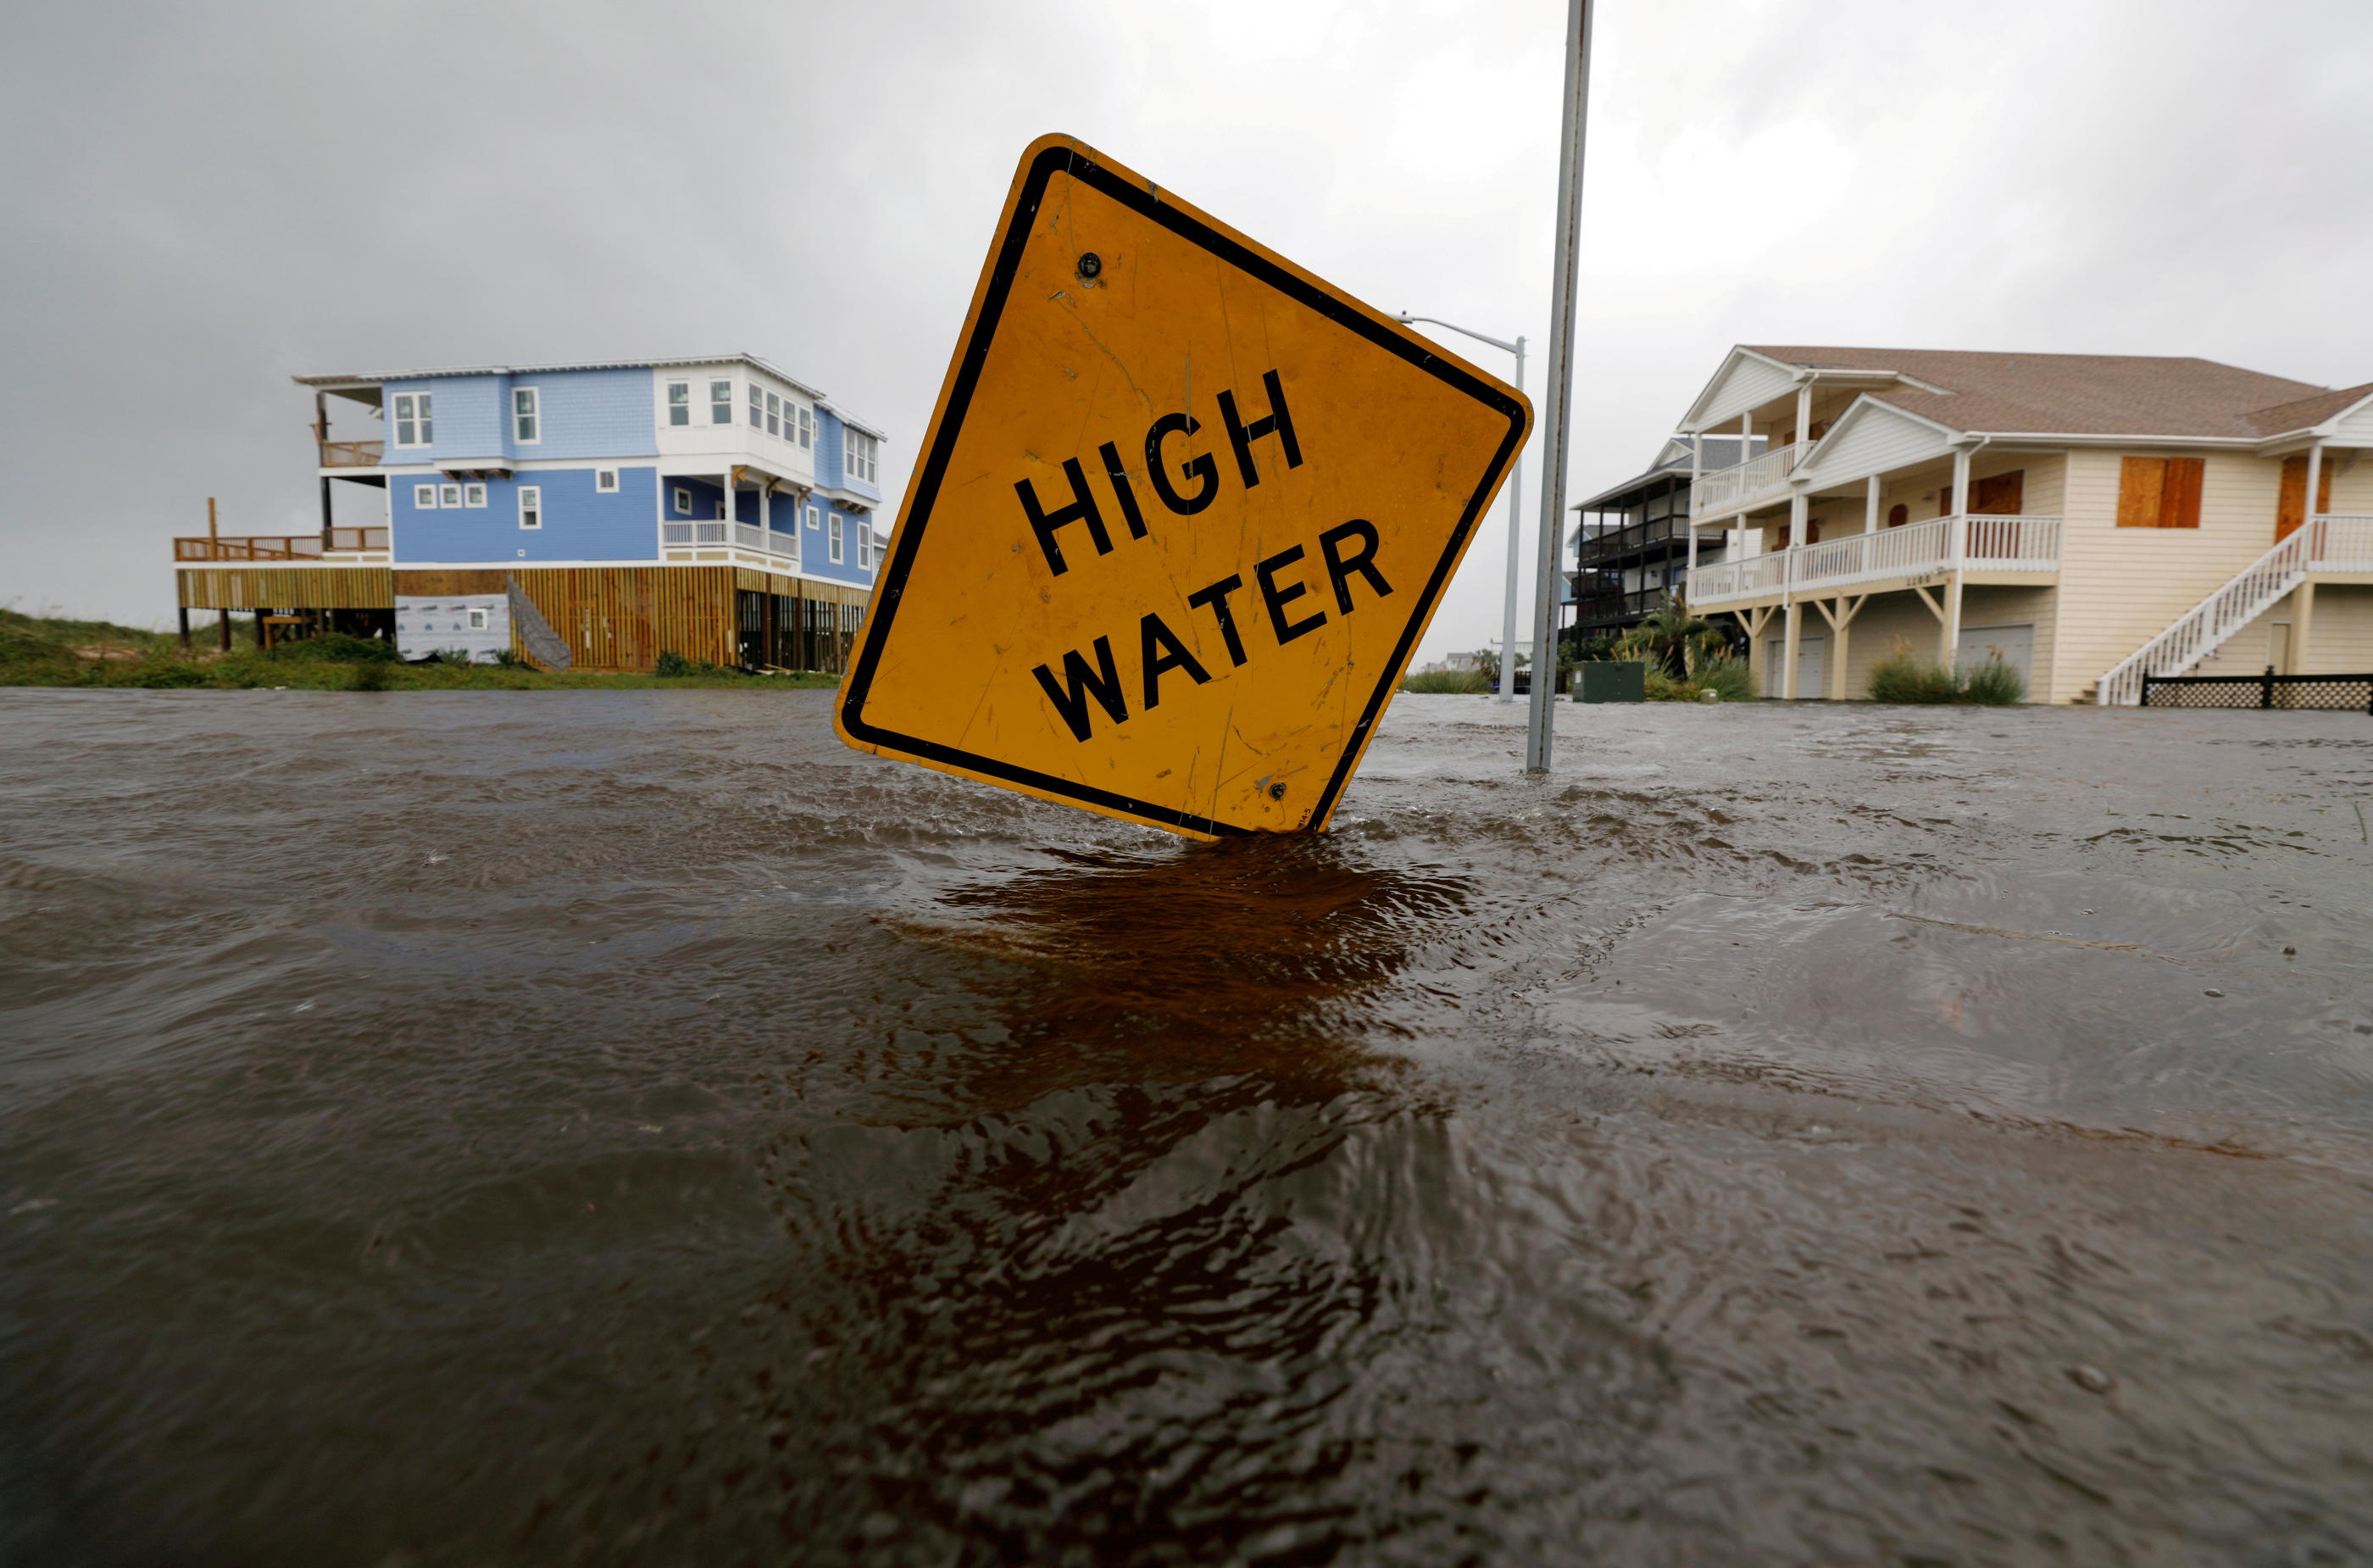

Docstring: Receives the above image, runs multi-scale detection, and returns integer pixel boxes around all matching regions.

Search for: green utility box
[1574,661,1647,703]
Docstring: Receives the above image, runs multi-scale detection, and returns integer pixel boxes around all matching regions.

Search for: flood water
[3,688,2371,1567]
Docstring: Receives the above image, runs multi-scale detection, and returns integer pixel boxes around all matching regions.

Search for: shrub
[1403,667,1489,694]
[1869,653,1964,703]
[1643,668,1692,702]
[1961,655,2026,705]
[654,650,695,677]
[298,631,398,664]
[130,650,209,688]
[1693,656,1756,703]
[348,659,390,691]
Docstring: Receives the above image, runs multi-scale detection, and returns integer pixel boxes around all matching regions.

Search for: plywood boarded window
[2117,457,2204,528]
[1970,470,2025,514]
[2276,453,2335,541]
[1887,503,1908,528]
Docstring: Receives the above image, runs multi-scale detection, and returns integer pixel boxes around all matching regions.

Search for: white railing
[2094,526,2310,706]
[663,521,733,546]
[1692,440,1813,516]
[2310,514,2373,570]
[1689,515,2061,606]
[732,523,802,557]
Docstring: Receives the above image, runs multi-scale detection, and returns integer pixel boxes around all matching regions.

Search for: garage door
[1762,636,1826,698]
[1957,622,2033,682]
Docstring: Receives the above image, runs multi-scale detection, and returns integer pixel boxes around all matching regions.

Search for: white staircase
[2092,527,2311,704]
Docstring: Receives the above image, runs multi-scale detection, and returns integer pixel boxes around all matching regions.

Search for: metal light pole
[1396,314,1525,703]
[1526,0,1594,773]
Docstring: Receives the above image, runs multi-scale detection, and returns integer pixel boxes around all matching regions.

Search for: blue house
[175,355,889,670]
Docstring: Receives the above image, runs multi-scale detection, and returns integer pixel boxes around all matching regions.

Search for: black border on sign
[841,142,1527,838]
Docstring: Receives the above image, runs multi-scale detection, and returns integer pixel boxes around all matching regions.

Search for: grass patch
[1868,650,2027,704]
[1402,667,1489,694]
[0,610,840,691]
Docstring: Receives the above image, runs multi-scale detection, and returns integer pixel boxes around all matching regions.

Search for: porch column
[1788,491,1809,549]
[1949,448,1971,520]
[2304,442,2325,556]
[1865,474,1881,532]
[2292,582,2317,675]
[1794,382,1813,448]
[1829,599,1852,701]
[1686,520,1699,579]
[1781,599,1801,700]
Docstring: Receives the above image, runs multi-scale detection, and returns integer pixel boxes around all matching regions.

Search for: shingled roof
[1743,346,2354,440]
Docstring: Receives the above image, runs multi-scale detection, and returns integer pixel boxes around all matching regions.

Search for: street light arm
[1394,313,1523,359]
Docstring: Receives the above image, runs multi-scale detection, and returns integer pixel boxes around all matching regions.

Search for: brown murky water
[3,688,2371,1566]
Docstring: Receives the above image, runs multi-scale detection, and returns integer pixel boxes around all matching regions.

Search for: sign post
[1526,0,1595,772]
[837,135,1531,841]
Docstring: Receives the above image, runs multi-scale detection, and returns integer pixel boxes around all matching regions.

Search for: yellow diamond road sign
[836,134,1531,841]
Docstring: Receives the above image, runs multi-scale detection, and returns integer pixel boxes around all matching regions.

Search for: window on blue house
[463,483,486,508]
[393,392,432,447]
[765,392,780,436]
[674,487,692,514]
[514,387,539,444]
[414,481,439,509]
[666,381,690,426]
[596,469,619,492]
[710,380,732,425]
[847,431,878,484]
[806,503,820,531]
[857,520,872,569]
[796,405,813,448]
[439,484,462,509]
[829,513,844,564]
[519,486,542,530]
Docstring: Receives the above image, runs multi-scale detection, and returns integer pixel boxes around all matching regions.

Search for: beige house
[1670,346,2373,703]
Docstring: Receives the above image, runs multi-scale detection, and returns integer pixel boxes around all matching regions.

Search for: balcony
[175,528,390,563]
[1570,586,1678,629]
[663,521,802,559]
[1692,440,1812,518]
[318,439,385,468]
[1574,514,1689,567]
[1689,515,2062,607]
[2309,514,2373,570]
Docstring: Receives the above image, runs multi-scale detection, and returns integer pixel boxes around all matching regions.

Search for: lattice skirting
[2140,673,2373,710]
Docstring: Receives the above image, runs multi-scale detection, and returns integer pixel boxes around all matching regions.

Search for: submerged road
[2,689,2370,1565]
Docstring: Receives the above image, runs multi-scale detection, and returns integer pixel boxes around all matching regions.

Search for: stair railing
[2095,527,2312,705]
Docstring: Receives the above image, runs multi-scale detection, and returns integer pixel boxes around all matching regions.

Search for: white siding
[2329,397,2373,446]
[1797,399,1953,488]
[2048,450,2291,703]
[1689,353,1799,431]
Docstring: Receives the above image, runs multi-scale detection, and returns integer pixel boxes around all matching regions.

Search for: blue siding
[384,369,653,465]
[386,375,503,462]
[504,368,654,460]
[814,408,845,490]
[797,499,875,587]
[393,467,658,562]
[666,476,725,520]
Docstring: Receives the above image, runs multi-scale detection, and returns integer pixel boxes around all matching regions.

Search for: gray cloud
[3,0,2368,661]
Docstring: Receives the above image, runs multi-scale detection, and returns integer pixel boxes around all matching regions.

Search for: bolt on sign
[836,134,1531,840]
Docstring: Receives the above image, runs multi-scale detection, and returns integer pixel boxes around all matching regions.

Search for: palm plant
[1614,595,1729,678]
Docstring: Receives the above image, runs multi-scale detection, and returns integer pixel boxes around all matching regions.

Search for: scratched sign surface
[836,134,1531,840]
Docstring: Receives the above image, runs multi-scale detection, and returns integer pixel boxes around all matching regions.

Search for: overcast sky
[4,0,2369,660]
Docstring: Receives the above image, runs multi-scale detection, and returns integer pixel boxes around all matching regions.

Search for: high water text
[1014,370,1395,742]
